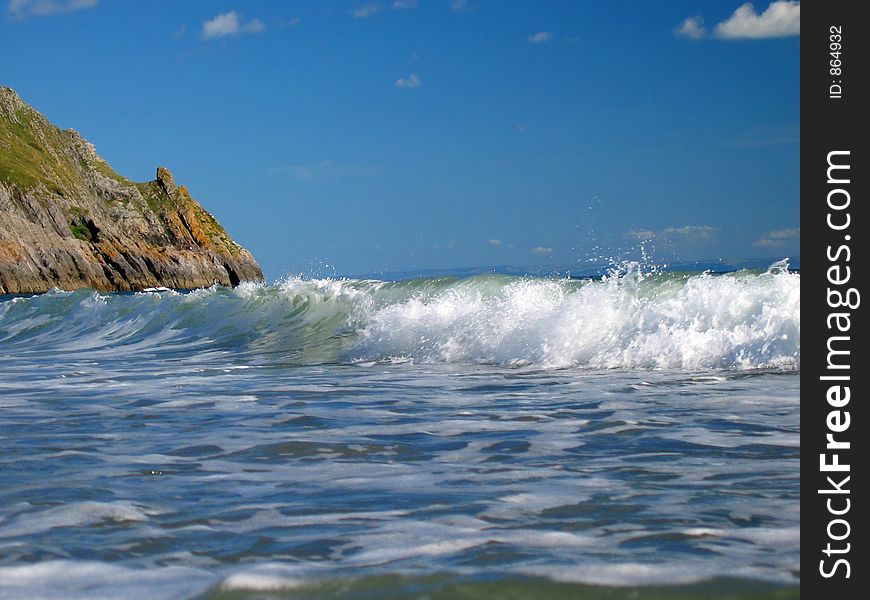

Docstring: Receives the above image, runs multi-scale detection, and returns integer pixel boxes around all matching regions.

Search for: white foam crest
[0,501,157,539]
[220,570,306,592]
[355,268,800,370]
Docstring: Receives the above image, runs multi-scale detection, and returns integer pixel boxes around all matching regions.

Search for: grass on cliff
[0,104,127,194]
[1,108,74,191]
[0,109,64,191]
[136,180,180,213]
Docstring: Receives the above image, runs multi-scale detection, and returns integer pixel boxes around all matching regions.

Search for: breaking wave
[0,262,800,370]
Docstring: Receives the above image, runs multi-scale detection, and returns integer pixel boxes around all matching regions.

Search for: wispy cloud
[488,239,503,246]
[352,3,382,19]
[391,0,417,10]
[202,12,265,39]
[624,229,658,241]
[661,225,718,240]
[7,0,97,19]
[268,160,387,179]
[677,1,799,40]
[675,16,706,39]
[753,228,799,247]
[395,73,422,89]
[450,0,473,13]
[526,31,553,44]
[625,225,719,242]
[530,246,554,255]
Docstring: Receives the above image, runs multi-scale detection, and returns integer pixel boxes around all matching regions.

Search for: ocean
[0,263,800,599]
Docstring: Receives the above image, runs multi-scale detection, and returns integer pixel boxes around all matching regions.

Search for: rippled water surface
[0,269,799,598]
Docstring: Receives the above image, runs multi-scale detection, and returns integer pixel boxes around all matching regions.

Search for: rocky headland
[0,86,263,294]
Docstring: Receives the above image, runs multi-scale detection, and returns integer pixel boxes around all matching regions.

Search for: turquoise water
[0,267,800,598]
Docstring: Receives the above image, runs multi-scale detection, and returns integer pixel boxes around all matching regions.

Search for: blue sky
[1,0,800,279]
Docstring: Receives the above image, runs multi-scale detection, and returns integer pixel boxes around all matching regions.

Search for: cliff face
[0,86,264,294]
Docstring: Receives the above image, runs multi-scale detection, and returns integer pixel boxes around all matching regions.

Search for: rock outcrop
[0,86,264,294]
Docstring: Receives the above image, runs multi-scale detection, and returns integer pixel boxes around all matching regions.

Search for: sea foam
[354,264,799,369]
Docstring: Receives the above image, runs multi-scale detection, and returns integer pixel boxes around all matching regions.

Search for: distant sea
[0,261,800,599]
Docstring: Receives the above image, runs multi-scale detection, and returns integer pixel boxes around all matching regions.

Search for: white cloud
[675,16,706,39]
[530,246,554,255]
[753,227,799,247]
[395,73,422,88]
[715,1,800,39]
[7,0,97,18]
[676,2,799,41]
[352,3,382,19]
[488,239,502,246]
[527,31,553,44]
[202,12,265,39]
[392,0,417,9]
[202,12,240,38]
[450,0,472,12]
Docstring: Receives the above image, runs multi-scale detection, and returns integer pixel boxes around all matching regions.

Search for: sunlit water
[0,267,799,599]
